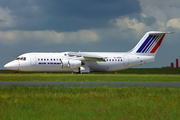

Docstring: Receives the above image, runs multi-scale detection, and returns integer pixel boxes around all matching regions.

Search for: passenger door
[30,55,36,65]
[123,56,129,66]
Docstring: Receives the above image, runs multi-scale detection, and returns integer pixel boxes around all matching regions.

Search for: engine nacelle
[62,60,82,68]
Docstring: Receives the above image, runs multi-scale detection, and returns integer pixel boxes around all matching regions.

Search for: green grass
[1,68,180,74]
[0,68,180,119]
[0,73,180,81]
[0,86,180,120]
[0,68,180,82]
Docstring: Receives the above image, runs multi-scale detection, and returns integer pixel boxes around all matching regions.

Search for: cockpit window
[16,57,20,60]
[16,57,26,61]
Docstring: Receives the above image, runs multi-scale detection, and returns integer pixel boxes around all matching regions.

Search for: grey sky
[0,0,180,69]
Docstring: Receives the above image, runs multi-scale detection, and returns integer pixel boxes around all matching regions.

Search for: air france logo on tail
[136,34,165,53]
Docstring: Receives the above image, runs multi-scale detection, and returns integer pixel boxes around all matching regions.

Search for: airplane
[4,31,172,73]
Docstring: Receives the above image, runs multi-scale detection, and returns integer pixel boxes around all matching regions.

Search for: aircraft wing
[68,52,106,62]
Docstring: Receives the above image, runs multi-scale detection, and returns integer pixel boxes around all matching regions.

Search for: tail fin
[130,31,172,56]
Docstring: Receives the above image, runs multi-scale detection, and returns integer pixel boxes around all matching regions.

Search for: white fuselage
[4,52,154,73]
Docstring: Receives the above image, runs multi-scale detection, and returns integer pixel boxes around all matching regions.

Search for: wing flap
[68,52,106,62]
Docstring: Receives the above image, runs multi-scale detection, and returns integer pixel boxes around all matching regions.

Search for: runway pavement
[0,81,180,87]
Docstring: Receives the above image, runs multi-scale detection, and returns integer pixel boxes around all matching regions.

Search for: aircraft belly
[87,62,124,72]
[23,65,73,72]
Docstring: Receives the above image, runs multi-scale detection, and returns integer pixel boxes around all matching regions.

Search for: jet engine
[61,59,82,68]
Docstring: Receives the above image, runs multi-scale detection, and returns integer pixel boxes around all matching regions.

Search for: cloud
[0,7,15,28]
[114,17,148,34]
[109,0,180,39]
[0,30,99,44]
[1,0,180,45]
[138,0,180,27]
[141,14,156,26]
[166,18,180,29]
[0,0,141,31]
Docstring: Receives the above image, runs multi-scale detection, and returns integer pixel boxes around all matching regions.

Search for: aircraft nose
[4,61,19,70]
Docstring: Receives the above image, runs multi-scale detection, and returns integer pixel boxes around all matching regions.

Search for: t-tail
[129,31,172,56]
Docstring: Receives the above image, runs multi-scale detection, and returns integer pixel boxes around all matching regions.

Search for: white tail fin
[130,31,172,56]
